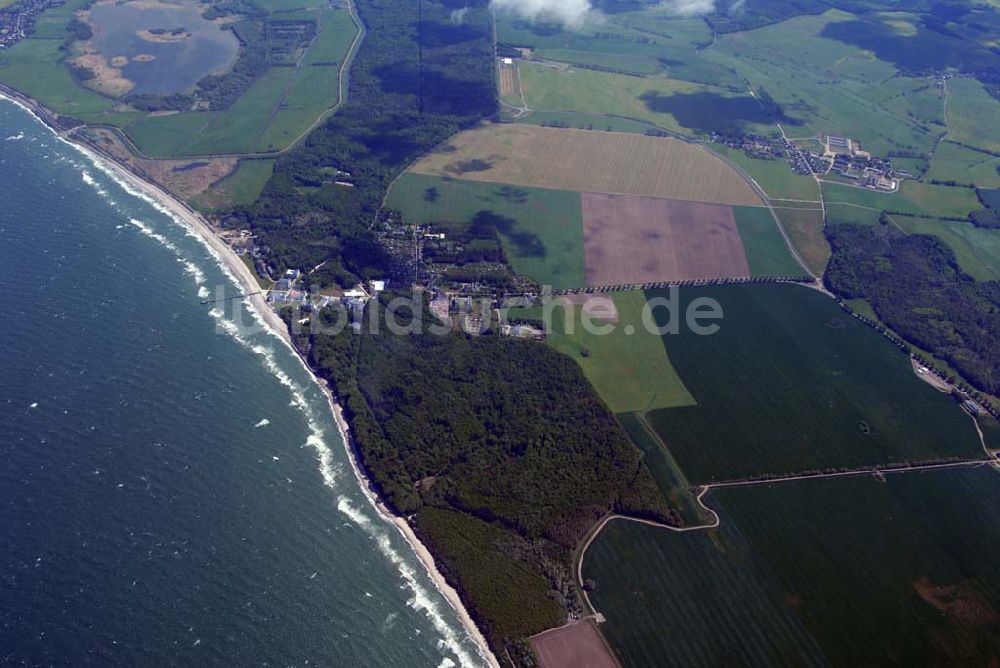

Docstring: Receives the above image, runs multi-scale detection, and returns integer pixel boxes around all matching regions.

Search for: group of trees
[226,0,497,287]
[294,296,672,658]
[824,224,1000,396]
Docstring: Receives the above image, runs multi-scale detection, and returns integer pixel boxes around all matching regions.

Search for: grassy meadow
[774,207,830,277]
[731,206,806,276]
[544,290,695,414]
[644,284,982,483]
[585,467,1000,666]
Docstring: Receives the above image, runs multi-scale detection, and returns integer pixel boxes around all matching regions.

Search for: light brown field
[560,293,619,323]
[409,123,763,206]
[582,193,750,286]
[774,207,830,276]
[498,61,519,101]
[529,620,620,668]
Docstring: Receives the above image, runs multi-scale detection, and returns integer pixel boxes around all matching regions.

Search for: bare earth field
[582,193,750,286]
[410,124,763,206]
[529,620,619,668]
[498,61,519,100]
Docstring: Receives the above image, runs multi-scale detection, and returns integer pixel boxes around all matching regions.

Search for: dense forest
[291,296,672,661]
[825,224,1000,395]
[225,0,497,287]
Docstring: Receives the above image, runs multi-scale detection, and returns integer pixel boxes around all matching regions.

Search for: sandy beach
[0,89,499,668]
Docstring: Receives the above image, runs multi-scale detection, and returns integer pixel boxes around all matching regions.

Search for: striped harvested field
[409,123,763,206]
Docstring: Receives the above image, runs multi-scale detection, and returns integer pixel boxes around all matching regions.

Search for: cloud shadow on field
[640,91,802,133]
[471,210,545,258]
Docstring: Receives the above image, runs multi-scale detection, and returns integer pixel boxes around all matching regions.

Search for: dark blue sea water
[0,98,486,666]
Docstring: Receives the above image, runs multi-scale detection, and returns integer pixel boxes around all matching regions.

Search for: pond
[88,1,240,95]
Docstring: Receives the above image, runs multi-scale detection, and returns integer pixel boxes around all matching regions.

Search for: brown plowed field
[498,62,518,99]
[582,193,751,286]
[529,619,620,668]
[409,123,763,206]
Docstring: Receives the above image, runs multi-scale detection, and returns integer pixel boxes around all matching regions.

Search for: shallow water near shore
[0,98,485,666]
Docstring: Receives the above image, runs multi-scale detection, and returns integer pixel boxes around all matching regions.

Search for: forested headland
[287,297,673,661]
[824,224,999,396]
[226,0,497,287]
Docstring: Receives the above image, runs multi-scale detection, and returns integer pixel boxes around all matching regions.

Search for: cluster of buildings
[0,0,61,49]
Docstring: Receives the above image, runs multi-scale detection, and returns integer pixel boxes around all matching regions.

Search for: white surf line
[0,91,497,668]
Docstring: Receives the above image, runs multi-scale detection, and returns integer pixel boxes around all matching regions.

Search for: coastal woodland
[227,0,497,286]
[288,297,674,661]
[824,223,1000,396]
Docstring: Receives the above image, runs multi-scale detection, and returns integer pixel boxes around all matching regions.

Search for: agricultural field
[585,467,1000,666]
[926,142,1000,189]
[774,208,830,277]
[581,194,751,285]
[0,1,356,157]
[944,77,1000,154]
[517,63,772,137]
[702,10,947,155]
[732,206,807,277]
[542,290,695,414]
[192,158,275,211]
[385,173,585,289]
[495,11,737,87]
[900,181,982,218]
[710,144,822,202]
[644,284,982,483]
[409,124,763,206]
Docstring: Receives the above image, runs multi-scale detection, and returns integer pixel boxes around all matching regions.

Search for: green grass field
[892,217,1000,281]
[702,10,943,155]
[192,158,275,211]
[385,173,585,289]
[900,181,981,218]
[927,142,1000,189]
[711,145,822,201]
[644,284,982,483]
[496,12,737,88]
[585,467,1000,666]
[732,206,805,276]
[543,290,695,414]
[947,78,1000,154]
[517,63,765,137]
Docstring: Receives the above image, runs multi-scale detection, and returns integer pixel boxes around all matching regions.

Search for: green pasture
[702,11,944,155]
[385,173,585,289]
[947,78,1000,154]
[710,144,821,201]
[927,142,1000,189]
[732,206,805,276]
[517,63,767,137]
[585,467,1000,666]
[543,290,695,414]
[644,284,982,483]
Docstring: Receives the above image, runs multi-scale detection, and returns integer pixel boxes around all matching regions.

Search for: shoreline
[0,90,499,668]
